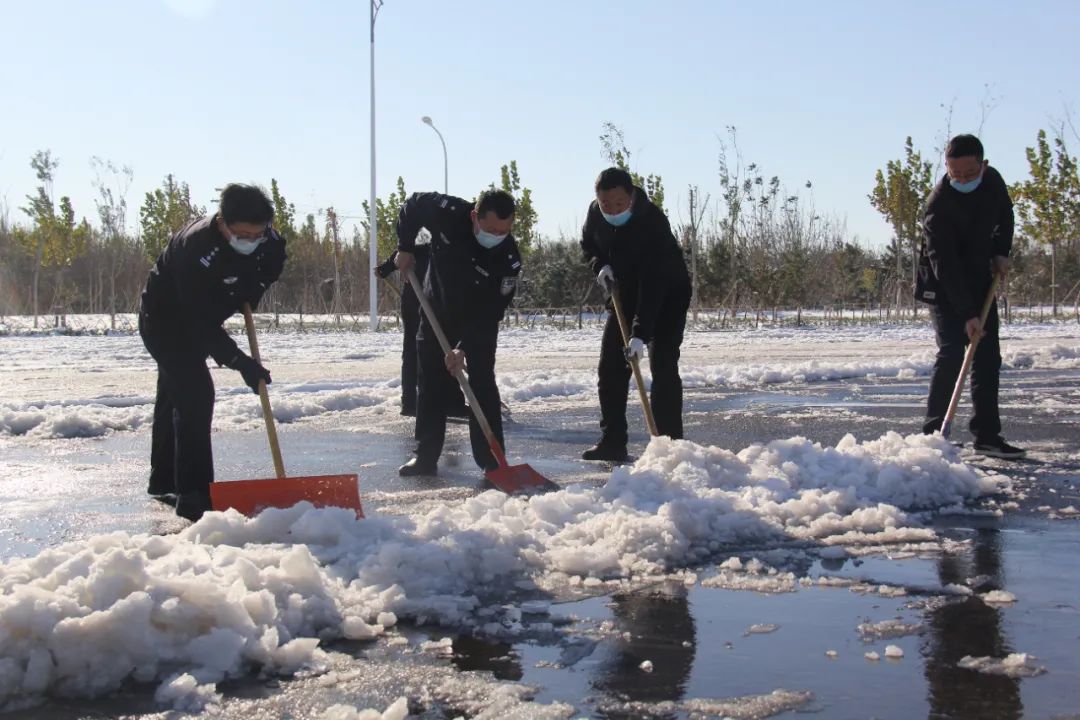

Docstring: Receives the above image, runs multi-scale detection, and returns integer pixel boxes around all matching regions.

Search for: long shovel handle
[941,275,1000,439]
[609,285,659,437]
[242,303,286,478]
[405,268,508,468]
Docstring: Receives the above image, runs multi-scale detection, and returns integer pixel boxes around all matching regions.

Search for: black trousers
[400,290,420,412]
[141,334,216,498]
[923,297,1002,442]
[598,287,691,446]
[414,320,503,469]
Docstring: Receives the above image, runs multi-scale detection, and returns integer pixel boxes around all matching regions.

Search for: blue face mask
[950,172,983,194]
[475,229,507,249]
[601,208,632,227]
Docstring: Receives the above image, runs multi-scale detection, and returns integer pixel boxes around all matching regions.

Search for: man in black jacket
[580,167,691,462]
[139,184,287,520]
[375,245,468,418]
[392,189,520,476]
[921,134,1024,459]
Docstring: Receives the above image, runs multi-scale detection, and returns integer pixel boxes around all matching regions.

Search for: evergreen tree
[1011,129,1080,315]
[869,137,933,315]
[492,161,538,256]
[138,174,204,259]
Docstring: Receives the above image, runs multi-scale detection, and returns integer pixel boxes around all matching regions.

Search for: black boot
[398,457,438,477]
[582,442,628,462]
[175,492,212,522]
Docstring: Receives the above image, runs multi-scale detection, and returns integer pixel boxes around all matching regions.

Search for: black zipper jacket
[580,186,690,342]
[140,215,287,365]
[396,192,522,345]
[923,166,1013,320]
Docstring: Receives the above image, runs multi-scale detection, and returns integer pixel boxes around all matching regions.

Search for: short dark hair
[595,167,634,193]
[945,134,984,161]
[475,189,515,219]
[220,184,274,225]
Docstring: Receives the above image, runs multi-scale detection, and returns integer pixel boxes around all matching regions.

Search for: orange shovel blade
[484,463,559,495]
[210,474,363,518]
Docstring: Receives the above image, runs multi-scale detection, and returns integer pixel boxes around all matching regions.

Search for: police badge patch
[500,276,517,296]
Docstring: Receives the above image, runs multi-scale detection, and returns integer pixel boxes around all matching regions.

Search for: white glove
[624,337,646,362]
[596,265,616,290]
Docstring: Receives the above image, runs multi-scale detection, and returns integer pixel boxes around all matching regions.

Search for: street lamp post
[421,116,448,193]
[368,0,383,331]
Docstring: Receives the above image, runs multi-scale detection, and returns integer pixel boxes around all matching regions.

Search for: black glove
[232,353,271,394]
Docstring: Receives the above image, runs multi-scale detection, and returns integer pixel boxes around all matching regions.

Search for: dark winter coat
[580,186,690,342]
[922,166,1014,320]
[139,215,287,365]
[395,192,521,344]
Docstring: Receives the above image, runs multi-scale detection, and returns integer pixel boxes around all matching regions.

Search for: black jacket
[396,192,521,343]
[580,186,690,342]
[923,166,1013,320]
[140,215,287,365]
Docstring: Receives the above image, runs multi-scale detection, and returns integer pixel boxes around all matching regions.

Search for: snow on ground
[0,431,1009,710]
[956,653,1048,678]
[2,320,1078,439]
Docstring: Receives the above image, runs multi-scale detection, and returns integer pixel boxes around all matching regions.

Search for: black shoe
[398,458,437,477]
[400,406,416,417]
[582,442,628,462]
[175,492,212,522]
[147,474,174,496]
[973,439,1027,460]
[447,404,470,419]
[152,493,178,508]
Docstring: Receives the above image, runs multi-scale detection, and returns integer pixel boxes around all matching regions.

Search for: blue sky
[1,0,1077,248]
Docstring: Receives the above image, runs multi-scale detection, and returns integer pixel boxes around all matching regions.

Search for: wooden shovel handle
[243,303,286,478]
[940,276,1000,439]
[609,285,659,437]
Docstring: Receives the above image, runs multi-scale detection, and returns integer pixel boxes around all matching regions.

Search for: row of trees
[2,123,1078,327]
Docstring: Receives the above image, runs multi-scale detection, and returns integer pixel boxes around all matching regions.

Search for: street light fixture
[421,116,448,194]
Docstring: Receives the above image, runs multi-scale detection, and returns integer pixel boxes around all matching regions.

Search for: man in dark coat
[921,134,1024,458]
[139,183,287,520]
[392,189,520,476]
[580,167,691,462]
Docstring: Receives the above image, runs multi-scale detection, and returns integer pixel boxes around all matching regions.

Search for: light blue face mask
[950,172,984,194]
[475,229,507,249]
[601,208,632,227]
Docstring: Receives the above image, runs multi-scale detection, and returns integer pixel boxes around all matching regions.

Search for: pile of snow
[957,653,1047,678]
[321,697,409,720]
[856,618,923,640]
[0,431,1007,709]
[601,689,814,720]
[0,397,153,439]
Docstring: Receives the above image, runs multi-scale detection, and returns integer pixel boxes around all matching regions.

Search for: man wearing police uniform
[139,184,287,520]
[392,189,520,476]
[580,167,691,462]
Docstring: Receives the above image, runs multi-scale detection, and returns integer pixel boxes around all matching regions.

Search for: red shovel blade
[484,463,559,495]
[210,473,363,518]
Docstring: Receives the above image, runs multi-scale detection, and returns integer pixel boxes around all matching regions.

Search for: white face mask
[475,229,508,249]
[227,231,265,256]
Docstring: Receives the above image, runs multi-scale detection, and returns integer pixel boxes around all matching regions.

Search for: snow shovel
[608,283,659,437]
[209,303,364,517]
[405,268,558,494]
[940,276,1000,440]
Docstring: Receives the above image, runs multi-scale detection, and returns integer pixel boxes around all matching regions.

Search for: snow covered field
[1,320,1078,718]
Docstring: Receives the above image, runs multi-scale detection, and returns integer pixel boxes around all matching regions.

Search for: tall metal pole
[368,1,380,331]
[422,116,448,193]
